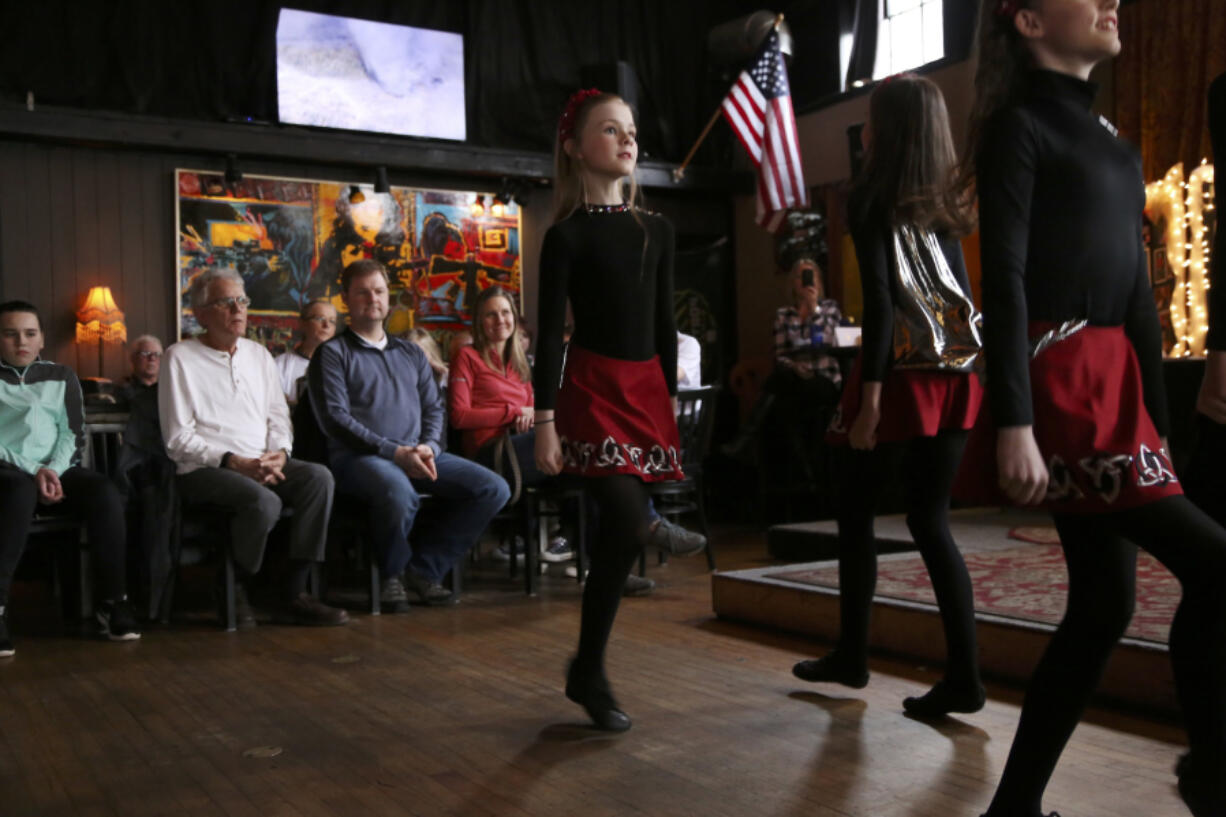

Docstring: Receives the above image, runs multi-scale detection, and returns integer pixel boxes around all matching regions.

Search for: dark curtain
[0,0,774,163]
[1112,0,1226,181]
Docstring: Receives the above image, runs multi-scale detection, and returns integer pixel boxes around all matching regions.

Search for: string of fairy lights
[1145,159,1216,358]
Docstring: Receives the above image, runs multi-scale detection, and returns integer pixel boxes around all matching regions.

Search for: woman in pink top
[449,286,542,480]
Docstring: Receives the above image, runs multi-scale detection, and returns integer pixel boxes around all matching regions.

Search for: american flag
[720,30,807,231]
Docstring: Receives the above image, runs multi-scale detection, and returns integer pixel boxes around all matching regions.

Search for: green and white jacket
[0,358,84,476]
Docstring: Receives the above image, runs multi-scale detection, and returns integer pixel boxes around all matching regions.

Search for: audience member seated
[449,287,574,563]
[723,258,843,468]
[309,260,510,612]
[113,334,178,619]
[446,328,473,366]
[0,300,140,656]
[119,335,162,400]
[405,328,449,390]
[159,269,347,629]
[274,300,338,405]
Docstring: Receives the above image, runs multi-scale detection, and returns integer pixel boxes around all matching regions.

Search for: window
[873,0,945,79]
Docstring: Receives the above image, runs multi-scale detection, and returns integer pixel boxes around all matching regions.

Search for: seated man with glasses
[159,268,347,629]
[275,300,339,405]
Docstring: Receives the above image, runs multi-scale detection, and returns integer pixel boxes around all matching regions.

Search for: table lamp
[75,286,127,380]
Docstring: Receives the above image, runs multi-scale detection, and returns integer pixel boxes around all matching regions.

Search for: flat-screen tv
[276,9,466,141]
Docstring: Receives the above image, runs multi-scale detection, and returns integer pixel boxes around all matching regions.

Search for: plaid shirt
[773,301,843,385]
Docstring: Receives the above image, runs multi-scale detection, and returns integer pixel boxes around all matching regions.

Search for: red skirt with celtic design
[555,344,683,482]
[955,323,1181,513]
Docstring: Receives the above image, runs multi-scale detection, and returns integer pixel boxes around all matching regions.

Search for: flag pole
[671,13,785,183]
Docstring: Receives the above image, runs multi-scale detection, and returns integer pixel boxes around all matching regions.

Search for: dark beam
[0,103,753,194]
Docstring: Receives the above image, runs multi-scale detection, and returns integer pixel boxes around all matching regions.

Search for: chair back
[291,388,330,465]
[675,385,719,472]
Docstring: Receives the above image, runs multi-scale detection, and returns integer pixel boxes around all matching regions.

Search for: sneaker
[96,597,141,642]
[380,575,410,614]
[404,570,456,606]
[492,539,525,563]
[0,613,13,658]
[623,574,655,597]
[283,593,350,627]
[542,536,575,563]
[647,518,707,557]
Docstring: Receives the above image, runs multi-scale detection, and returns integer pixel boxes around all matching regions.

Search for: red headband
[995,0,1020,18]
[558,88,603,143]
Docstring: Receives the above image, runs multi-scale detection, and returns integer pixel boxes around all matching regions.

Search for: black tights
[986,496,1226,817]
[832,430,980,685]
[571,474,652,681]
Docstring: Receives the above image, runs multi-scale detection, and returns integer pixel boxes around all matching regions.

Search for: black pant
[986,495,1226,817]
[0,466,127,607]
[832,430,979,684]
[571,474,652,680]
[1183,413,1226,529]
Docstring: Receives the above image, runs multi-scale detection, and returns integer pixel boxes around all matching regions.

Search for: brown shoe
[283,593,349,627]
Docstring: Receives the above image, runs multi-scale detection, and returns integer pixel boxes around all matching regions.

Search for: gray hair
[128,334,163,352]
[188,268,245,311]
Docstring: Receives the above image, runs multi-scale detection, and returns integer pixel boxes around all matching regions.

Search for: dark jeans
[176,459,334,576]
[330,451,510,583]
[0,465,127,607]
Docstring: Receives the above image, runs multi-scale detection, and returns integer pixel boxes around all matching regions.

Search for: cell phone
[801,268,815,288]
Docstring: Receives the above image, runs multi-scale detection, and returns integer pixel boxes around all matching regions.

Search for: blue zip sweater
[307,329,445,462]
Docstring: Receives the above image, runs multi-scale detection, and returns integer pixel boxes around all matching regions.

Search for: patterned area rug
[766,545,1178,644]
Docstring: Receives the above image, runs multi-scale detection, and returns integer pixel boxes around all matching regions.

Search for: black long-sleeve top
[977,69,1169,435]
[1207,71,1225,352]
[534,208,677,410]
[847,189,973,383]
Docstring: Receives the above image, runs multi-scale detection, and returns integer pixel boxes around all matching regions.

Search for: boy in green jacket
[0,300,139,657]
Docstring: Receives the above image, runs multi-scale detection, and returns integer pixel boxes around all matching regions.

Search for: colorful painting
[176,170,521,353]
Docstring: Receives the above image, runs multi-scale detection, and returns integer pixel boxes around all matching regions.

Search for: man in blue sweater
[0,300,140,656]
[309,260,510,611]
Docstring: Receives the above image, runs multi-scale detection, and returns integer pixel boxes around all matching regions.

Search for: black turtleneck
[1208,72,1225,352]
[534,208,677,411]
[977,69,1169,435]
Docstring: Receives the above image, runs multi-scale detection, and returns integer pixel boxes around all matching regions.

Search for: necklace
[583,202,630,214]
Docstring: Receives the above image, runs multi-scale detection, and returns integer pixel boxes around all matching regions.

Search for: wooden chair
[486,430,588,596]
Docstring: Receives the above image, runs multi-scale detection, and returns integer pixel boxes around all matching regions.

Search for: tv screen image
[276,9,466,141]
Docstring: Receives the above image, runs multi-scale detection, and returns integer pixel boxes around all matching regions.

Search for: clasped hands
[393,443,439,481]
[227,450,289,485]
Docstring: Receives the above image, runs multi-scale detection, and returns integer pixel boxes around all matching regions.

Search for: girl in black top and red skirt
[792,74,986,717]
[534,89,687,732]
[960,2,1226,815]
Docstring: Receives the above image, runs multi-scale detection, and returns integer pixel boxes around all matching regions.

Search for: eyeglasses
[135,351,162,360]
[305,316,337,326]
[206,295,251,311]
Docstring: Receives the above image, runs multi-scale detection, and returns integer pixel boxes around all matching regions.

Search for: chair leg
[78,532,93,619]
[448,561,463,596]
[575,493,587,584]
[698,480,716,571]
[527,502,542,596]
[222,548,237,632]
[369,550,381,616]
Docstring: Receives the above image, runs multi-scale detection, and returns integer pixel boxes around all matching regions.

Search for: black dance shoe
[902,679,986,718]
[791,653,869,689]
[566,661,632,732]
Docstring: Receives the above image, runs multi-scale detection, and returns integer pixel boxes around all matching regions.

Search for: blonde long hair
[551,91,646,225]
[471,286,531,383]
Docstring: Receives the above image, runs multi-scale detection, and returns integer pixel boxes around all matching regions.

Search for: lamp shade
[75,286,127,344]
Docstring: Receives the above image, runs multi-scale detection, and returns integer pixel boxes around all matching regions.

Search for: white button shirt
[159,336,293,474]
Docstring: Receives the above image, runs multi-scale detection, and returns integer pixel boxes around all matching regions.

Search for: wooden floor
[0,526,1188,817]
